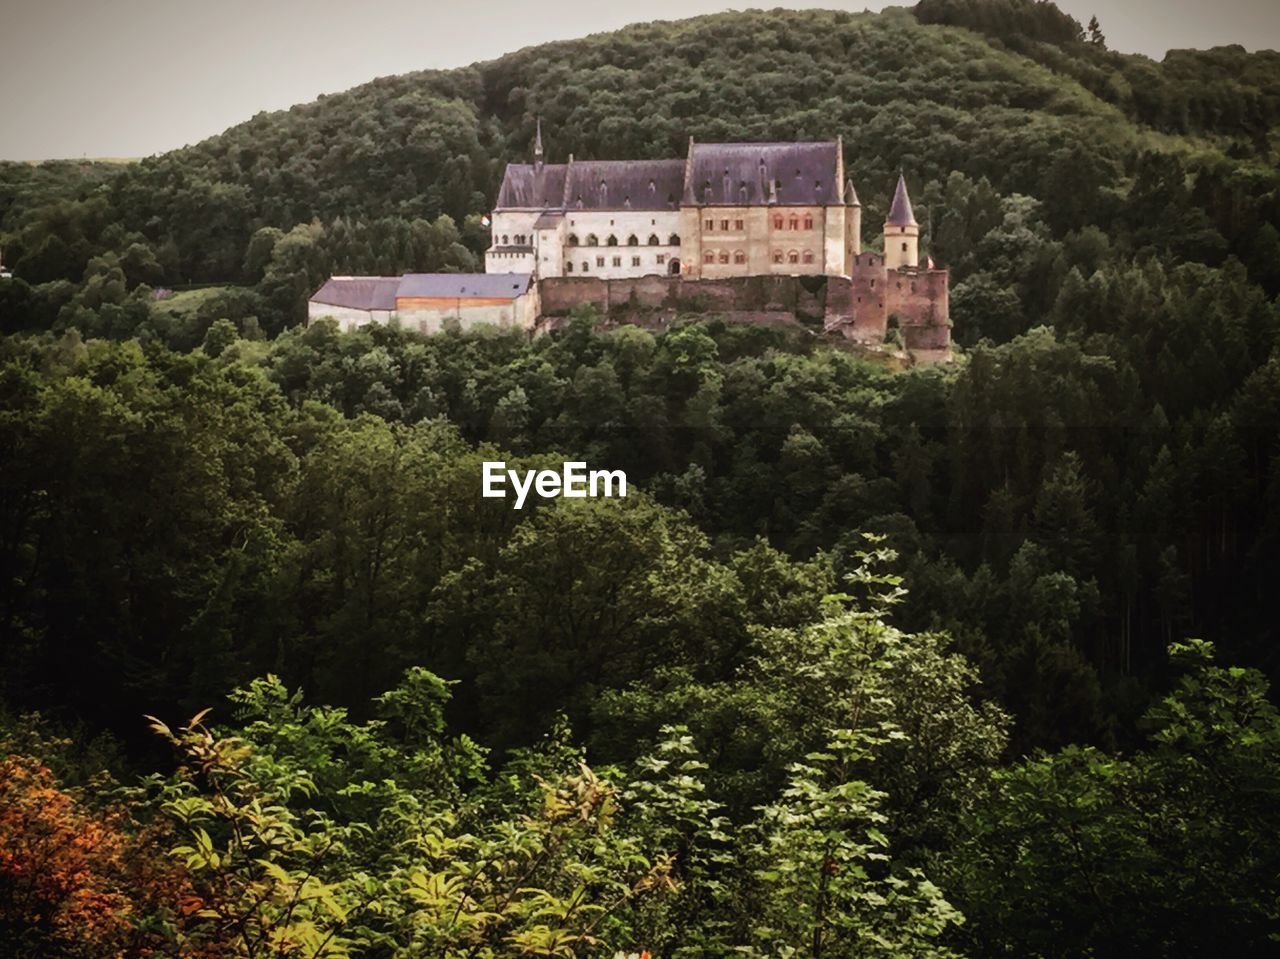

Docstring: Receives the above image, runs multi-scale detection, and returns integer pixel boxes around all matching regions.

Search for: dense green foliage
[2,3,1280,957]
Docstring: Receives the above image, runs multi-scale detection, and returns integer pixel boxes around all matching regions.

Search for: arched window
[803,216,814,230]
[502,234,509,244]
[773,250,784,263]
[607,235,618,246]
[773,216,784,229]
[734,250,746,264]
[627,234,639,246]
[567,234,579,246]
[789,217,799,230]
[586,234,599,246]
[901,242,908,252]
[566,261,574,273]
[788,250,799,264]
[582,261,590,272]
[668,234,681,246]
[718,251,730,264]
[803,250,815,264]
[648,234,660,245]
[704,251,715,263]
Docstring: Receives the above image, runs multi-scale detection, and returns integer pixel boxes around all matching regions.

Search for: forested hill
[3,7,1280,955]
[2,2,1279,337]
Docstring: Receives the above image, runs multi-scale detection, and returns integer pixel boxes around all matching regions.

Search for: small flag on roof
[481,215,491,227]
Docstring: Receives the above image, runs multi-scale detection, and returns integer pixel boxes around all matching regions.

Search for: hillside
[1,3,1278,337]
[3,6,1280,956]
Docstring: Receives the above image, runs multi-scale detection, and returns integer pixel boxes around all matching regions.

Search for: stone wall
[539,274,838,321]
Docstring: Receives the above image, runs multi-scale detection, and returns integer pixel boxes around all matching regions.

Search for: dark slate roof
[396,273,532,299]
[310,276,400,311]
[564,159,685,211]
[886,173,917,226]
[495,164,569,209]
[685,142,840,206]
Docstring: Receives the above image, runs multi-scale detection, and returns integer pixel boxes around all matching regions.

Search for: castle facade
[485,124,949,349]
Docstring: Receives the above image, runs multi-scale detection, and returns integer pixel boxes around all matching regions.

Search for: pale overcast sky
[2,0,1277,160]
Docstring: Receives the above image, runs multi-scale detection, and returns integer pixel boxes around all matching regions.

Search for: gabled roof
[397,273,532,299]
[685,141,841,206]
[886,173,917,226]
[310,276,400,311]
[564,159,685,211]
[495,163,569,209]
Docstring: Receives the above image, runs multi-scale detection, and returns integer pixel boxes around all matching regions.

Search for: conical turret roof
[886,172,916,226]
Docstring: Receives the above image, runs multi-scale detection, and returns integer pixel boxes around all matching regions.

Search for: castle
[484,122,950,352]
[309,126,950,357]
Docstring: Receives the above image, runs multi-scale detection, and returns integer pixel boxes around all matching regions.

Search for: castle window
[788,250,799,264]
[804,216,814,229]
[657,253,667,265]
[632,256,641,267]
[704,251,715,263]
[586,234,599,246]
[734,219,744,230]
[789,217,799,230]
[502,234,509,244]
[566,262,574,273]
[627,234,639,246]
[734,250,746,264]
[719,251,730,264]
[597,256,605,267]
[669,234,681,245]
[774,216,784,229]
[607,235,618,246]
[803,250,814,264]
[648,234,660,245]
[567,233,579,246]
[705,219,714,231]
[902,242,908,252]
[582,261,589,272]
[613,256,622,267]
[720,219,729,230]
[773,250,783,263]
[870,279,876,289]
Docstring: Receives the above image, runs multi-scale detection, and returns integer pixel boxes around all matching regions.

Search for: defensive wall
[538,273,951,354]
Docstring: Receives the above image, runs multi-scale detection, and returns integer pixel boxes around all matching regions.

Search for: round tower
[845,178,862,256]
[883,172,918,270]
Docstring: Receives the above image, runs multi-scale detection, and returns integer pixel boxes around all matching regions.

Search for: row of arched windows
[702,250,749,264]
[500,234,532,246]
[772,250,817,264]
[567,233,680,247]
[772,215,815,231]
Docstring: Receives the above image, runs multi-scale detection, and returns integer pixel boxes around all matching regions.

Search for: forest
[2,2,1280,957]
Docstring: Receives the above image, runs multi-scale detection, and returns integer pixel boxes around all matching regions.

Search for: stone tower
[846,178,862,256]
[883,172,918,270]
